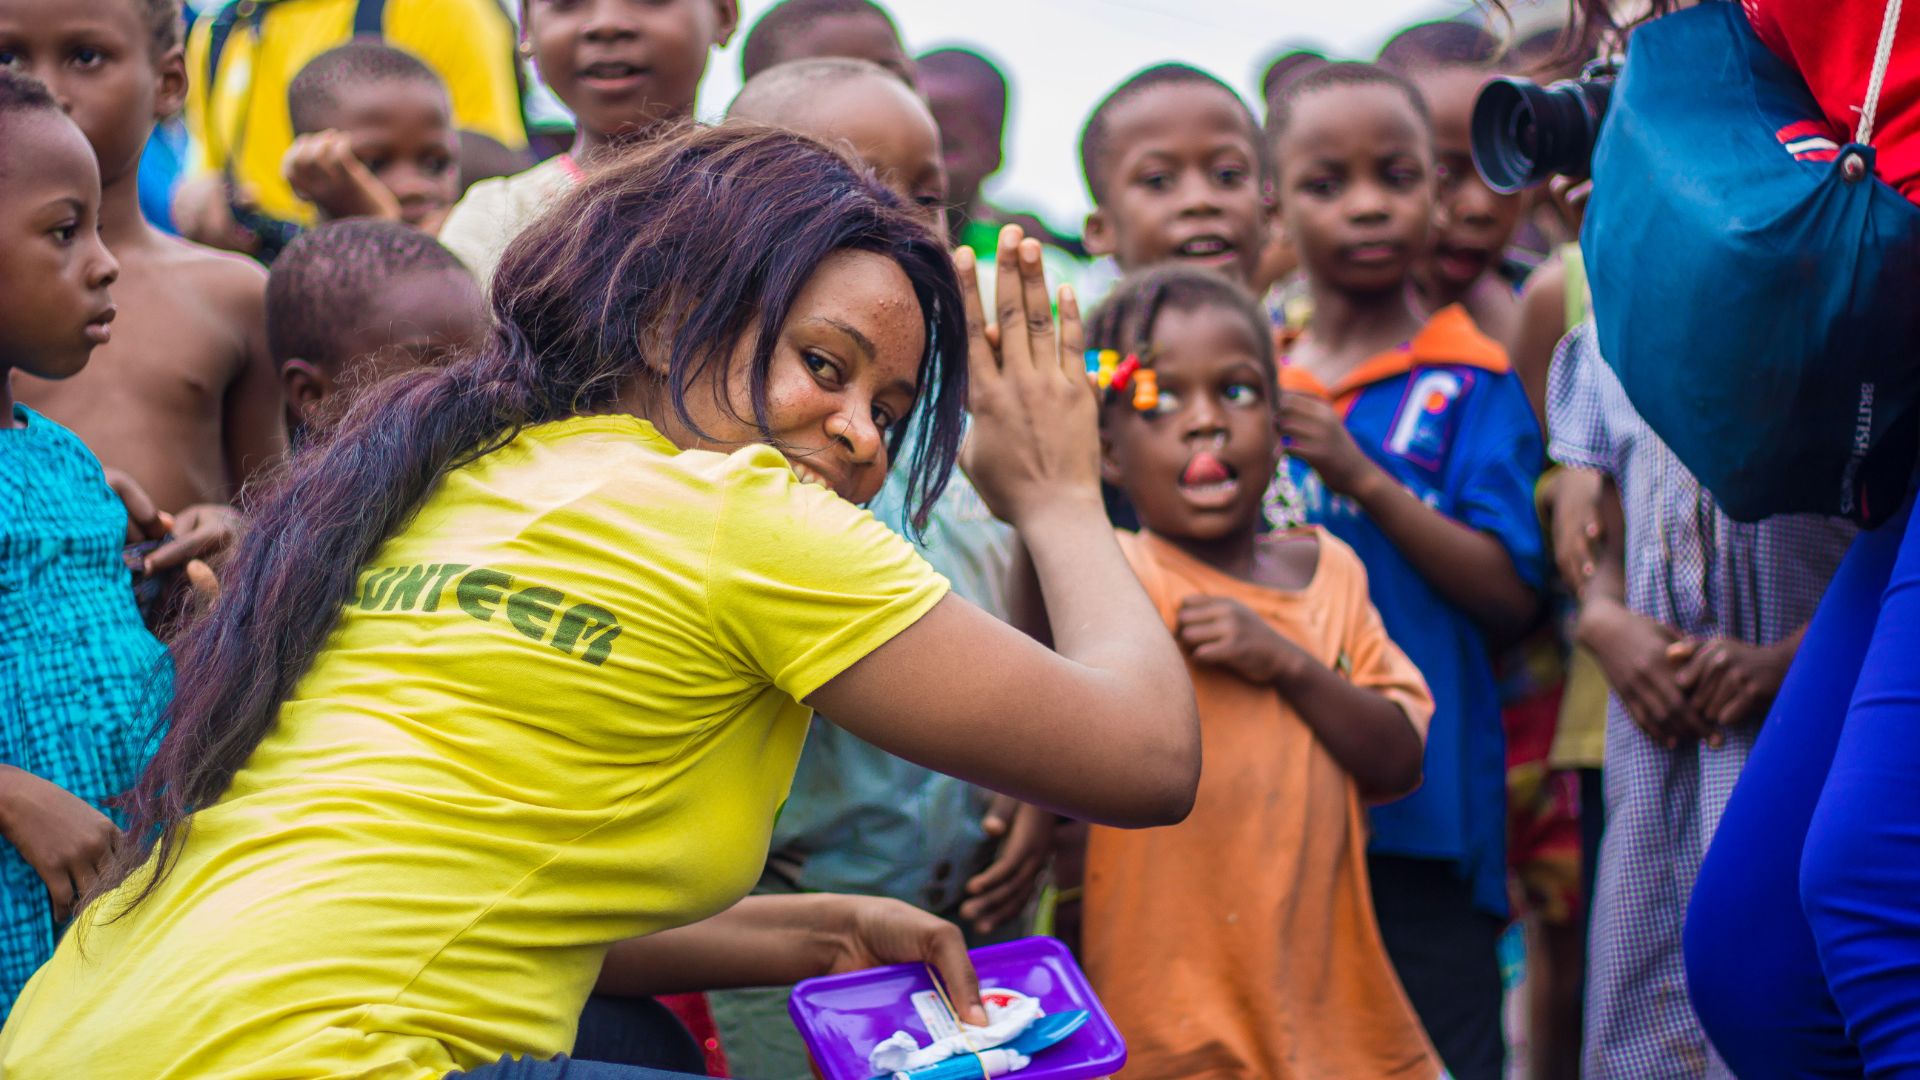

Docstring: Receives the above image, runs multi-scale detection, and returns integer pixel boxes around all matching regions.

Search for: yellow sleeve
[706,447,949,702]
[388,0,528,149]
[183,9,220,174]
[1329,536,1435,740]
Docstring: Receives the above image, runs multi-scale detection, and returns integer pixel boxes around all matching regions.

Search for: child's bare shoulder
[131,234,267,362]
[153,233,268,306]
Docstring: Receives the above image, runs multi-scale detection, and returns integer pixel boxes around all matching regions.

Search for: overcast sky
[692,0,1482,233]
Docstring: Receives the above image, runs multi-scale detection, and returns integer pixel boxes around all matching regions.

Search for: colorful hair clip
[1095,349,1119,390]
[1132,369,1160,411]
[1084,349,1102,376]
[1110,354,1141,392]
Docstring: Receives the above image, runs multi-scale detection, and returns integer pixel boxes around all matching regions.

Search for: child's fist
[1176,594,1304,685]
[1578,599,1713,747]
[0,767,118,921]
[1278,393,1380,498]
[961,796,1050,936]
[284,131,401,223]
[1668,637,1793,735]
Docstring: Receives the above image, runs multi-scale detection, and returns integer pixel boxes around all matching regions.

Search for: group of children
[0,0,1855,1077]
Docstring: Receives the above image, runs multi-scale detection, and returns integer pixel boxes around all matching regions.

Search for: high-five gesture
[957,225,1099,526]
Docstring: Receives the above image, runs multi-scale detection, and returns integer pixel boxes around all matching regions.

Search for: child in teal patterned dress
[0,71,171,1015]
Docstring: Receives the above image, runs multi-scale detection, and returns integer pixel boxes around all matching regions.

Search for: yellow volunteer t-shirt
[185,0,528,225]
[0,416,948,1079]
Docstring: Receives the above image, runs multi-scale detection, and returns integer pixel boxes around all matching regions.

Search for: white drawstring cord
[1858,0,1905,145]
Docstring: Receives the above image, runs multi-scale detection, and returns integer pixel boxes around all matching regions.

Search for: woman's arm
[808,229,1199,829]
[597,894,989,1024]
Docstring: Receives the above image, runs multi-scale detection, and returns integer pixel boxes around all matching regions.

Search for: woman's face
[661,248,928,505]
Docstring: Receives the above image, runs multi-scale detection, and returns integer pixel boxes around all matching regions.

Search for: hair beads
[1132,370,1159,411]
[1084,350,1161,411]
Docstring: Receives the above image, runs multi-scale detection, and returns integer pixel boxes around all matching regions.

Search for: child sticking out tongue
[1182,451,1233,488]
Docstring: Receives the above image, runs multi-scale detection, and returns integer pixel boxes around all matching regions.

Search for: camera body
[1469,60,1619,193]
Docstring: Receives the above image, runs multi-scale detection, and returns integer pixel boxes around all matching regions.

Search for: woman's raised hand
[810,224,1198,829]
[956,225,1100,527]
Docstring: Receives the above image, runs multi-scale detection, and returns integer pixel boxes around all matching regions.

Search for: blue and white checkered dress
[0,405,169,1016]
[1548,324,1857,1079]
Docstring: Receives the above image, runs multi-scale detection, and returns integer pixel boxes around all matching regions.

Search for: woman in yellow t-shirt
[0,125,1199,1079]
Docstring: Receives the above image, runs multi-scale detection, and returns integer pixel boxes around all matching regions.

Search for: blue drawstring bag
[1582,0,1920,526]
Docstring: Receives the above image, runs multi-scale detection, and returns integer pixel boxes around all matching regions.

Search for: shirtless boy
[2,0,283,570]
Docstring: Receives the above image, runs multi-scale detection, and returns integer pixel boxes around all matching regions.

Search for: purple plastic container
[786,935,1126,1080]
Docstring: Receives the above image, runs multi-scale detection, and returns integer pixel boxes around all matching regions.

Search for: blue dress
[0,405,169,1015]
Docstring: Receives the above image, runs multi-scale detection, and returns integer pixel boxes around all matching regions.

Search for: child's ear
[1083,207,1115,258]
[153,45,188,122]
[709,0,741,47]
[281,359,330,428]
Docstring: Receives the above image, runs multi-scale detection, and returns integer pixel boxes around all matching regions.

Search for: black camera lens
[1470,74,1614,193]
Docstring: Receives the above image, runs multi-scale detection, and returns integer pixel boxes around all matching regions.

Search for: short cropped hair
[287,41,445,135]
[1259,49,1328,106]
[1079,63,1267,204]
[1377,20,1500,71]
[916,47,1007,126]
[739,0,900,81]
[1265,61,1431,148]
[726,56,895,120]
[137,0,185,55]
[267,219,468,370]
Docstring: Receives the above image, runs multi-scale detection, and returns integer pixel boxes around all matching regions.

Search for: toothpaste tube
[892,1047,1032,1080]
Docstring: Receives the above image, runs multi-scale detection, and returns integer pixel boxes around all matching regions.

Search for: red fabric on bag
[657,994,728,1076]
[1744,0,1920,201]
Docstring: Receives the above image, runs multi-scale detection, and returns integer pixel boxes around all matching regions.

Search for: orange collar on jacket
[1279,305,1510,411]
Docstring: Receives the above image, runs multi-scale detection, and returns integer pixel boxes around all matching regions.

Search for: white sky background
[691,0,1477,233]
